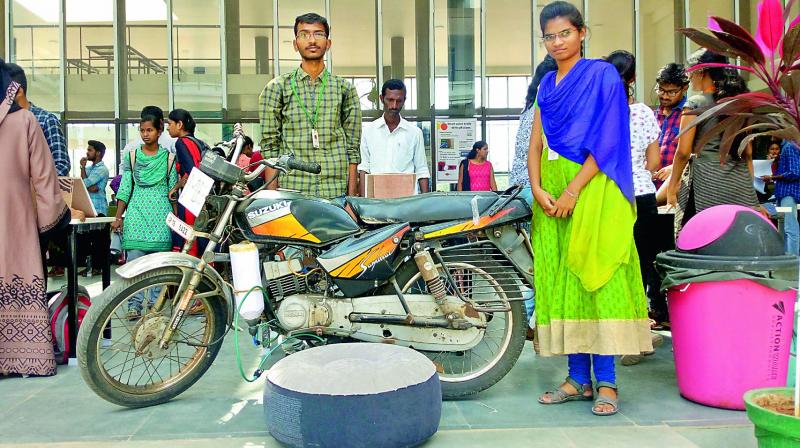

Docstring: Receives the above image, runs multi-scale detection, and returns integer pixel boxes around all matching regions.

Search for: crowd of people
[1,4,797,424]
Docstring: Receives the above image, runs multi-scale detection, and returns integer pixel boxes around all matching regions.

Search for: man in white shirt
[359,79,431,193]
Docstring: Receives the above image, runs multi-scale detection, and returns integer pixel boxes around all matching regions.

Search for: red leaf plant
[678,0,800,157]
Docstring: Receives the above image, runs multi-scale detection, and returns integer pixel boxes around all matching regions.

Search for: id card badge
[312,129,320,149]
[547,148,559,161]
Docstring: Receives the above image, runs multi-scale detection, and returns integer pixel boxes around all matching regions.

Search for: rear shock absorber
[413,251,447,304]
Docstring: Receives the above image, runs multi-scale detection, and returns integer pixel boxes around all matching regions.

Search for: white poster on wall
[435,118,476,183]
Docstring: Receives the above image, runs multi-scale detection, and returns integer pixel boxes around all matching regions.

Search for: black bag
[459,159,471,191]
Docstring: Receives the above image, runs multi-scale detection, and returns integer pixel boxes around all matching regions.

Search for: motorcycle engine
[263,259,307,299]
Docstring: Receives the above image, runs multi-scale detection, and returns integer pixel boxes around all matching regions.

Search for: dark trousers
[633,193,669,321]
[77,223,111,271]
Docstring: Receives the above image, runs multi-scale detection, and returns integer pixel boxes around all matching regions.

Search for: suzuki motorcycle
[77,126,535,408]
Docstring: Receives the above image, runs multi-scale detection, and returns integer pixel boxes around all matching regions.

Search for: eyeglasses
[296,31,328,41]
[541,28,577,43]
[654,87,685,96]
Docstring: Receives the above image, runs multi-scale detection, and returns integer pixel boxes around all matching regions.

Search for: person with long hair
[0,59,79,376]
[167,108,208,255]
[510,55,558,204]
[527,1,651,416]
[606,50,664,366]
[113,112,177,319]
[667,49,758,233]
[457,141,497,191]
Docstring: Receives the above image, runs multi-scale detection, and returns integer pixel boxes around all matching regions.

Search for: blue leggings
[568,353,616,386]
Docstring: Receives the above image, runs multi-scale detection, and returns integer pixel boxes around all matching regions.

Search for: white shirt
[358,115,431,182]
[629,102,660,197]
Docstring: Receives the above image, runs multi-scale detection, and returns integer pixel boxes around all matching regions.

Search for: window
[331,0,377,111]
[434,0,481,114]
[66,1,114,116]
[67,123,117,177]
[688,0,735,53]
[124,0,168,118]
[384,0,431,115]
[227,0,275,119]
[486,0,532,110]
[11,0,62,111]
[172,0,222,115]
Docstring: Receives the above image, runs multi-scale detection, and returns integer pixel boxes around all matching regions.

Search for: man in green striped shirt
[258,12,362,199]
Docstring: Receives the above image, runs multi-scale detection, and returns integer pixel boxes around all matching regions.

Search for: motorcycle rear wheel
[392,261,527,399]
[77,268,227,408]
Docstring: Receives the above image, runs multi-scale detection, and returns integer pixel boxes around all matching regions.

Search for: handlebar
[287,158,322,174]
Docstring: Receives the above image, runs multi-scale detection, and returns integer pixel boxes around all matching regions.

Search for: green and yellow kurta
[533,139,652,356]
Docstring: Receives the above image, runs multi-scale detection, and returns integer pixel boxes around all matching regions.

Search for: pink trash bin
[657,205,798,410]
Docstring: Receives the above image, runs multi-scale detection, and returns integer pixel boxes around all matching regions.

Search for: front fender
[117,252,233,314]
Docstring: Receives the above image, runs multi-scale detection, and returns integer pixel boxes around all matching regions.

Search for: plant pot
[744,388,800,447]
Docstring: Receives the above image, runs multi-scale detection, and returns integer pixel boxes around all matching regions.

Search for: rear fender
[117,252,233,322]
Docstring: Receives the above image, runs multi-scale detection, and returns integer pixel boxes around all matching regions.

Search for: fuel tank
[234,190,360,246]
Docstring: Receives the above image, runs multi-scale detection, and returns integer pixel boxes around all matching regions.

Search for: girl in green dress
[527,1,652,416]
[112,112,177,317]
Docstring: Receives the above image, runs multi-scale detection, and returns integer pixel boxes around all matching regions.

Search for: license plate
[178,169,215,216]
[166,212,194,240]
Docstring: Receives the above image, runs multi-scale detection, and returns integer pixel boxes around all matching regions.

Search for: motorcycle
[77,125,535,408]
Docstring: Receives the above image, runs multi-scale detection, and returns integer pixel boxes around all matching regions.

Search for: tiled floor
[2,274,758,448]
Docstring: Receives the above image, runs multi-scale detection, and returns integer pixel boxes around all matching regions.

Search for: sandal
[592,382,619,416]
[538,377,593,404]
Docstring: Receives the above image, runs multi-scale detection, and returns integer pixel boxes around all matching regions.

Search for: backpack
[47,285,91,365]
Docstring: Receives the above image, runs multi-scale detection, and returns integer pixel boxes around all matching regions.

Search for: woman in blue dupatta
[527,1,651,416]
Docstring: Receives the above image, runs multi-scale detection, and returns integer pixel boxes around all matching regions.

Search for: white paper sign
[753,159,773,195]
[435,119,477,182]
[178,169,214,216]
[166,212,194,240]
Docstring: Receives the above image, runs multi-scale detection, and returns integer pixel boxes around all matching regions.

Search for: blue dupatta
[537,59,634,201]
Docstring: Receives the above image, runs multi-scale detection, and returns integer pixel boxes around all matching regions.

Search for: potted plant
[677,0,800,445]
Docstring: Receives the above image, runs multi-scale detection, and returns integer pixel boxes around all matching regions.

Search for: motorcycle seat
[346,192,499,224]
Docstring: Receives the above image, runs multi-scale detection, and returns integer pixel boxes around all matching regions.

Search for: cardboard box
[361,173,417,198]
[58,177,98,217]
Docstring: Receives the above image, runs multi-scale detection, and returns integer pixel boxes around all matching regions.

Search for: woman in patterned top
[606,50,665,366]
[113,112,177,318]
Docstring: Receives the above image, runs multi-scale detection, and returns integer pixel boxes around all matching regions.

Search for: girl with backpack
[113,112,177,319]
[167,108,209,255]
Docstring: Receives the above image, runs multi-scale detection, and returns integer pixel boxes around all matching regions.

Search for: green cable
[232,285,325,382]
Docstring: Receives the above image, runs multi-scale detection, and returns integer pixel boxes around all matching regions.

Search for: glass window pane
[641,1,677,106]
[384,0,427,114]
[331,0,376,112]
[434,0,481,114]
[11,0,62,111]
[66,2,114,117]
[586,0,633,58]
[227,0,274,119]
[172,0,222,115]
[277,0,325,76]
[487,0,531,111]
[507,76,529,110]
[486,120,517,174]
[125,0,168,118]
[67,123,117,177]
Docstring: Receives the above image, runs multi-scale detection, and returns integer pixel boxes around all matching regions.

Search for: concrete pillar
[255,35,270,75]
[116,0,128,117]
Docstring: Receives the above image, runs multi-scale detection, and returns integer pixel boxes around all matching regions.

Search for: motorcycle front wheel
[77,268,227,408]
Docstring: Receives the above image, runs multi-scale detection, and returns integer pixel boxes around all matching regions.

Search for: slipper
[538,377,593,404]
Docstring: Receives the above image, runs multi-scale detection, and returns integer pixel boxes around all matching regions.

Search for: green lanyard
[290,68,329,129]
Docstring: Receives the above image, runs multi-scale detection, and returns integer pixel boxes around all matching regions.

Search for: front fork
[158,198,238,349]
